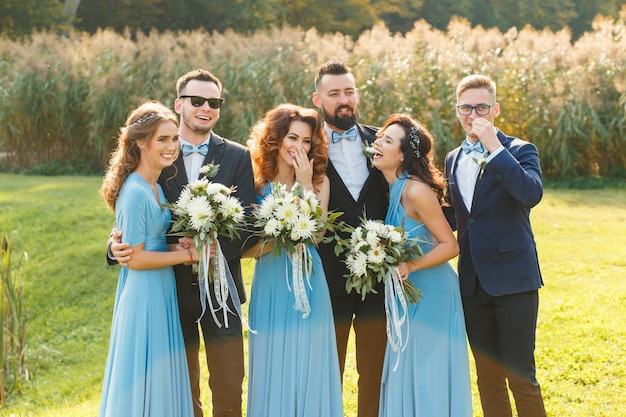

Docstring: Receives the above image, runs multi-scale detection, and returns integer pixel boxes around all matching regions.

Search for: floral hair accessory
[130,112,157,128]
[408,126,421,159]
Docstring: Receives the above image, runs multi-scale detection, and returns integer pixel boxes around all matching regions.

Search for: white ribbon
[286,243,313,318]
[198,240,255,334]
[384,266,410,371]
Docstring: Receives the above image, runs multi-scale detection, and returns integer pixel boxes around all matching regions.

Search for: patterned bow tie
[181,143,209,156]
[461,140,485,154]
[331,127,358,143]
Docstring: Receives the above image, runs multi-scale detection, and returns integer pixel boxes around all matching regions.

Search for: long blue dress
[246,187,344,417]
[99,173,193,417]
[378,175,472,417]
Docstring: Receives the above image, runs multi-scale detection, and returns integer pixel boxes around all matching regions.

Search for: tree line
[0,0,624,41]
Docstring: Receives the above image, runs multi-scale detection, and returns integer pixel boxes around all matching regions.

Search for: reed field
[0,13,625,179]
[0,173,625,416]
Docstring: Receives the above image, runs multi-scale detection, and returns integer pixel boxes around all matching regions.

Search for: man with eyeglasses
[108,69,256,417]
[443,74,547,417]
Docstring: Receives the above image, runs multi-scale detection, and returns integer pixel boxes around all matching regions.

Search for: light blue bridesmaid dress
[246,184,344,417]
[379,175,472,417]
[99,173,193,417]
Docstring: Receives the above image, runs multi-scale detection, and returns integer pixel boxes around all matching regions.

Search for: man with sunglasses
[109,69,256,417]
[443,74,547,417]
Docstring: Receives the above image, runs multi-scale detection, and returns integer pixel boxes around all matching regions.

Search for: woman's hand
[293,147,314,190]
[395,263,411,281]
[175,237,209,264]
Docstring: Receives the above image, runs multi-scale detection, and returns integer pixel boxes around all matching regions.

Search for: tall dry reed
[0,10,624,178]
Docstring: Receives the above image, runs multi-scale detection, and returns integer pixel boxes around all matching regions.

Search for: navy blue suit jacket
[443,129,543,297]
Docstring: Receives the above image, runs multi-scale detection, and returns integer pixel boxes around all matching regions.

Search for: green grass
[0,173,625,416]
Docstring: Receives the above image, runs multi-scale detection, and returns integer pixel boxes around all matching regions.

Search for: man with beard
[312,60,388,417]
[108,69,256,417]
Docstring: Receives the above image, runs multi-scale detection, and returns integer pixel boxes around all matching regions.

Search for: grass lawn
[0,173,625,416]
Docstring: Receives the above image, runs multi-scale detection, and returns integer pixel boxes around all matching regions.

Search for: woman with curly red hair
[244,103,343,417]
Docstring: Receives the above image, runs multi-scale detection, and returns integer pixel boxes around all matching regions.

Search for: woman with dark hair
[371,114,472,416]
[244,103,343,417]
[99,101,196,417]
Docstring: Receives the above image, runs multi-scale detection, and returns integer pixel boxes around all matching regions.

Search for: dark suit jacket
[159,132,257,314]
[317,123,389,296]
[443,129,543,297]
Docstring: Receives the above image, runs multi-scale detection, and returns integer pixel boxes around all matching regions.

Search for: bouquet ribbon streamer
[198,240,255,333]
[286,242,313,319]
[384,266,411,371]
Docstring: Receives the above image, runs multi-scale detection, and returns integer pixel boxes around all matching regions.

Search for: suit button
[469,219,474,223]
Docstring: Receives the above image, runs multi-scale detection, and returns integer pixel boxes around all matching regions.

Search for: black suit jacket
[317,124,389,296]
[159,132,257,314]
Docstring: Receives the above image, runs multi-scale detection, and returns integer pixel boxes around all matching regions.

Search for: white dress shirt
[324,124,369,202]
[456,132,504,210]
[179,136,210,181]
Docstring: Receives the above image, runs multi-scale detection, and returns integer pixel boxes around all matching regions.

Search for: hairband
[130,112,157,128]
[408,126,421,158]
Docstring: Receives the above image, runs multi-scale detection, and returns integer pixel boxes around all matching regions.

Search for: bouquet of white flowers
[249,182,343,318]
[169,163,246,327]
[342,219,423,302]
[339,218,424,362]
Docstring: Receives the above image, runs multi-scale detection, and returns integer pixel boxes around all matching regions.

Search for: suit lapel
[204,132,225,168]
[468,130,509,214]
[448,148,470,215]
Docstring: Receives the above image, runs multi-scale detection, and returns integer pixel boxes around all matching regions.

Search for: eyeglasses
[180,95,224,109]
[456,103,494,116]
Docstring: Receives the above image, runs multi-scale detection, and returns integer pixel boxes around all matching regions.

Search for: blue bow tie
[461,140,485,154]
[331,127,358,143]
[181,143,209,156]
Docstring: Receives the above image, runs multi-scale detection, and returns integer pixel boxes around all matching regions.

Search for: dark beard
[324,107,359,131]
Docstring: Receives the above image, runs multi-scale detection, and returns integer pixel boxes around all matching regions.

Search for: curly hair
[100,101,179,211]
[247,103,328,193]
[379,113,447,204]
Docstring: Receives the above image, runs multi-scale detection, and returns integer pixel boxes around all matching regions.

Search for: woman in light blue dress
[371,114,472,417]
[244,103,343,417]
[99,102,195,417]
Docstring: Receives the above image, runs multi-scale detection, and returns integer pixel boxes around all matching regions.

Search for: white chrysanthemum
[298,198,312,216]
[187,196,215,231]
[257,195,277,220]
[173,187,192,215]
[274,201,299,225]
[350,227,363,247]
[367,245,386,265]
[365,230,380,248]
[388,229,403,243]
[224,197,244,222]
[188,178,210,194]
[205,182,230,196]
[290,214,316,241]
[301,188,318,205]
[364,219,382,233]
[353,240,368,254]
[263,218,282,237]
[211,191,228,206]
[346,251,368,277]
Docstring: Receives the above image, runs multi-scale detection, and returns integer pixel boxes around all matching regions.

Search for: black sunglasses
[179,95,224,109]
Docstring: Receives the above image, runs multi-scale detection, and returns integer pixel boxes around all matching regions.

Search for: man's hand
[470,118,500,153]
[111,229,132,266]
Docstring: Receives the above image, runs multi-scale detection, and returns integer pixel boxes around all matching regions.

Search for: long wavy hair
[247,103,328,193]
[379,113,447,205]
[100,101,179,211]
